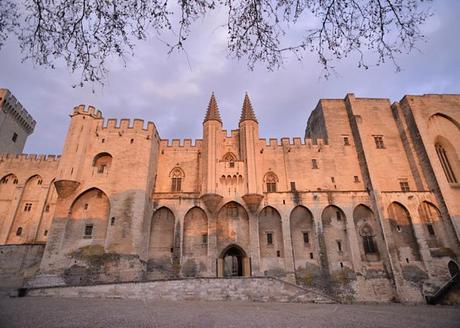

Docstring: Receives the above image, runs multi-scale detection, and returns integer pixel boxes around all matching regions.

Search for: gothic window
[16,227,22,236]
[12,132,18,142]
[360,224,377,254]
[374,135,385,149]
[0,177,8,184]
[223,152,237,168]
[170,168,184,192]
[264,172,278,193]
[93,152,113,174]
[13,178,18,184]
[435,144,457,183]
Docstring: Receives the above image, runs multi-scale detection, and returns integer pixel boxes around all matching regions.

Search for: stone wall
[0,244,45,289]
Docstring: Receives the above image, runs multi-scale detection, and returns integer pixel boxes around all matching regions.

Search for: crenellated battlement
[71,104,103,118]
[160,139,203,149]
[0,89,36,134]
[99,118,159,138]
[260,137,327,148]
[0,153,61,163]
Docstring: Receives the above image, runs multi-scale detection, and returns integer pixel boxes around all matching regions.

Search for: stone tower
[0,89,36,154]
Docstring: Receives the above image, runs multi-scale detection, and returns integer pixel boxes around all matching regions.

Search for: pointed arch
[290,205,315,267]
[387,202,421,262]
[434,136,459,184]
[0,173,18,184]
[7,174,46,243]
[321,205,352,271]
[263,172,279,193]
[418,201,446,248]
[355,206,379,259]
[149,207,175,259]
[222,152,237,162]
[169,167,184,192]
[92,152,113,174]
[258,206,284,273]
[429,113,460,130]
[217,202,249,255]
[183,206,208,258]
[60,188,110,251]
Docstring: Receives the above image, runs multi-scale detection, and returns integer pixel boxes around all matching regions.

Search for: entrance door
[221,245,246,277]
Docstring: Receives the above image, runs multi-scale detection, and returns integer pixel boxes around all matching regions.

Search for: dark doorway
[448,260,459,277]
[222,245,245,277]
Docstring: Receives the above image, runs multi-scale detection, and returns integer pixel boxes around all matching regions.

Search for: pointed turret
[203,93,222,124]
[239,93,258,124]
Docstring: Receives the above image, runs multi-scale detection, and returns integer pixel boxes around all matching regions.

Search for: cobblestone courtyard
[0,297,459,328]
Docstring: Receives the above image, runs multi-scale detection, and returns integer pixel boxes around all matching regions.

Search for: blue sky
[0,1,459,155]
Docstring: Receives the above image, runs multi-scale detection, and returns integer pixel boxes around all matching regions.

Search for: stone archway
[218,244,250,277]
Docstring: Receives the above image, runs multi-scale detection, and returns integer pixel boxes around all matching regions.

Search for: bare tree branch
[0,0,433,86]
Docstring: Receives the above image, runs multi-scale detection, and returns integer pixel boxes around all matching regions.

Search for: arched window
[16,227,23,236]
[223,152,237,168]
[264,172,278,193]
[435,143,457,183]
[93,152,113,174]
[170,168,184,192]
[360,224,377,254]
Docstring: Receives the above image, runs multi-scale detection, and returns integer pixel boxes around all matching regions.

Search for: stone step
[25,277,338,304]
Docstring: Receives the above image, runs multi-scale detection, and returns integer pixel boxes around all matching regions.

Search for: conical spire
[239,93,258,124]
[203,93,222,124]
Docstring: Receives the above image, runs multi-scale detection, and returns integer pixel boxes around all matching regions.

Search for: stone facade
[0,88,36,154]
[0,93,459,303]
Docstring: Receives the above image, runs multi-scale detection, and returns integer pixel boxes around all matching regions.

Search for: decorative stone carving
[54,180,80,198]
[242,193,264,214]
[200,193,223,214]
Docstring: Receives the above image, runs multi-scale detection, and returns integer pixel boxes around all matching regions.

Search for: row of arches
[147,200,445,277]
[0,173,55,244]
[32,185,448,279]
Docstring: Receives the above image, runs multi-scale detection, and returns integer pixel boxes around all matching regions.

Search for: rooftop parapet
[0,89,36,134]
[261,137,327,147]
[72,104,103,118]
[0,153,61,162]
[100,118,158,139]
[160,139,203,148]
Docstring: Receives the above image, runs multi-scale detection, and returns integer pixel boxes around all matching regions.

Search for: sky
[0,1,459,155]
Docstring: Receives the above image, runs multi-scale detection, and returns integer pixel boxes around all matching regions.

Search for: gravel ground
[0,297,459,328]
